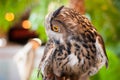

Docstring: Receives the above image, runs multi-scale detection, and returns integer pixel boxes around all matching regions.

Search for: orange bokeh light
[22,20,31,29]
[5,12,15,21]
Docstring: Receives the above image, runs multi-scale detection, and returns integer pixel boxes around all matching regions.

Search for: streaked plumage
[38,6,108,80]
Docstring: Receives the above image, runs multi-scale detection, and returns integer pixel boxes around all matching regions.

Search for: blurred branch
[69,0,85,14]
[13,38,42,80]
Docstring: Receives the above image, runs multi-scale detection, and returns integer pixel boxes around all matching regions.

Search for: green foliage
[0,0,67,43]
[91,49,120,80]
[0,0,36,32]
[30,69,42,80]
[29,0,51,44]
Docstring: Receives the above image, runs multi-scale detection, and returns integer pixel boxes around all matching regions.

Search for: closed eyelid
[55,20,68,31]
[55,20,66,27]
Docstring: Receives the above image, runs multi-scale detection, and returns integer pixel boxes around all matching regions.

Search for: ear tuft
[52,5,64,18]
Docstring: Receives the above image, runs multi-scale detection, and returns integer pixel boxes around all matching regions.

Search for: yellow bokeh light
[5,12,15,21]
[22,20,31,29]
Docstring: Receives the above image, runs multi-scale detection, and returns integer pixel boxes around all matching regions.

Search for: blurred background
[0,0,120,80]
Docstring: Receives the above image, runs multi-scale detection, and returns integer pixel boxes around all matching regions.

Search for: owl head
[45,6,80,43]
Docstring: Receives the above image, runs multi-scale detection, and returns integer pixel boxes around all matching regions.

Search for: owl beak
[52,5,64,18]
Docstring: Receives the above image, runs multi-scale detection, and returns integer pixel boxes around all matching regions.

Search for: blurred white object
[13,38,42,80]
[0,38,7,47]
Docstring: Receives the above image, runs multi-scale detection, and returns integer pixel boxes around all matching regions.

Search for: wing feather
[97,35,108,68]
[37,39,54,77]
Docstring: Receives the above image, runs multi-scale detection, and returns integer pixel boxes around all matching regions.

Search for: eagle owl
[38,6,108,80]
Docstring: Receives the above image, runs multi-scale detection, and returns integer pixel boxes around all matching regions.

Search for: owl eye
[51,26,59,32]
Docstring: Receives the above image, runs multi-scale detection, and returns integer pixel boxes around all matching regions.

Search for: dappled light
[0,0,120,80]
[5,12,15,22]
[22,20,31,29]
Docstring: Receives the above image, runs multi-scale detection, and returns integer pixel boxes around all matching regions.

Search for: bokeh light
[5,12,15,21]
[22,20,31,29]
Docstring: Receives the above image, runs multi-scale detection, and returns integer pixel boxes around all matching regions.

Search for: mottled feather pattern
[56,7,95,33]
[38,6,108,80]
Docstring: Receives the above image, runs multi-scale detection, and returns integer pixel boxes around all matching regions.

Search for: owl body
[38,6,108,80]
